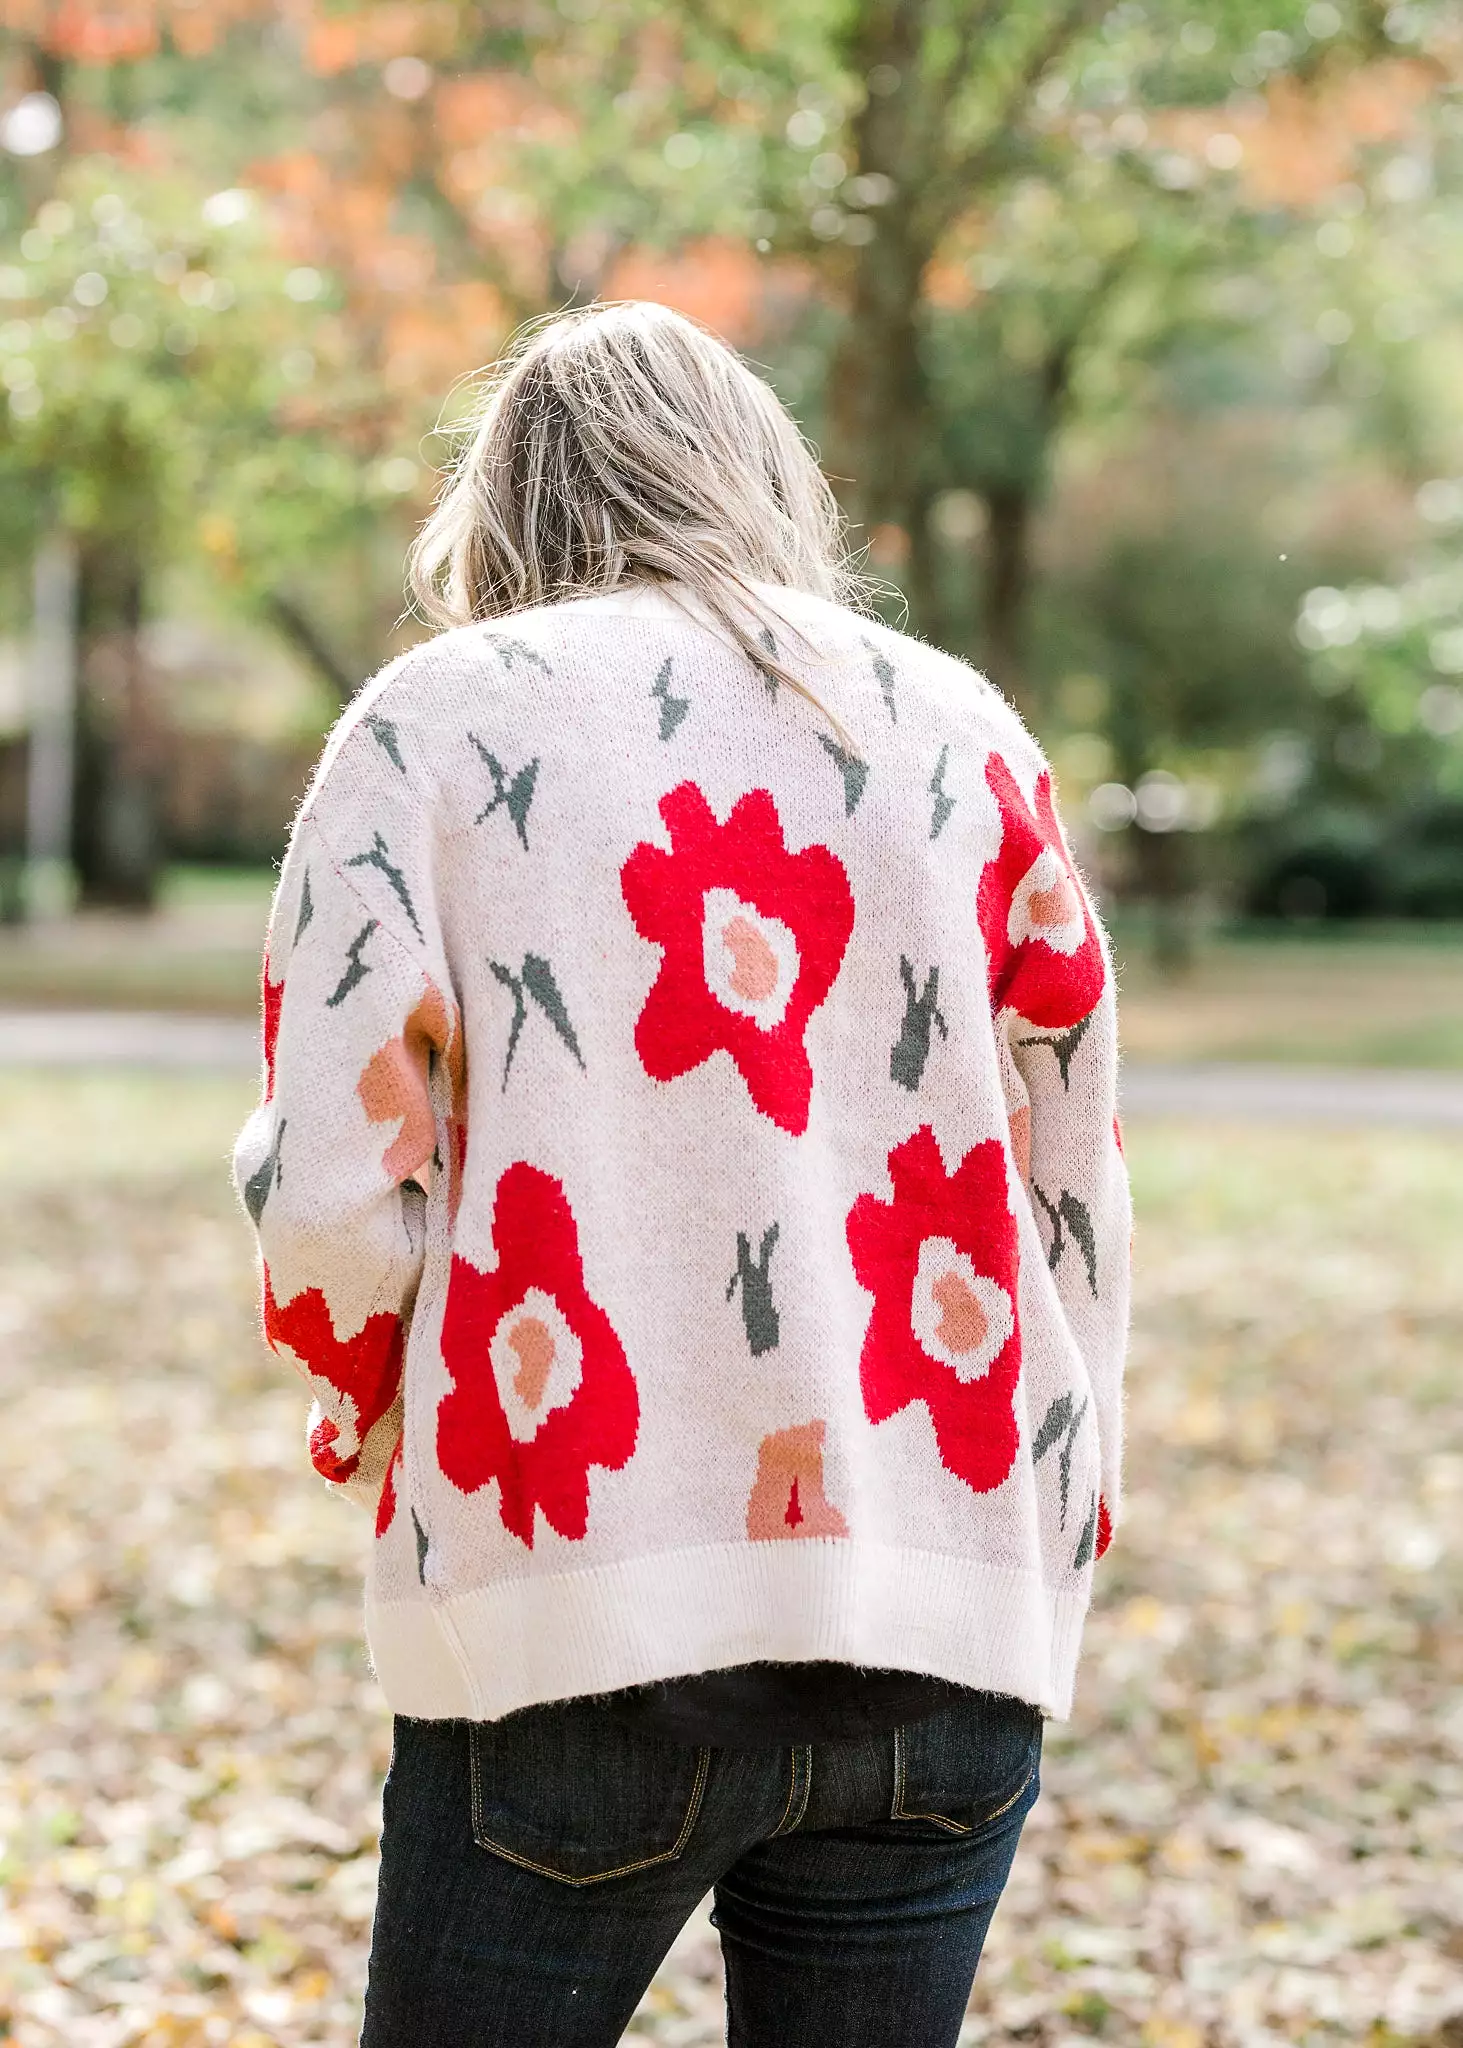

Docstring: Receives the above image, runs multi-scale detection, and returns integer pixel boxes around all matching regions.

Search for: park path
[0,1009,259,1070]
[1118,1059,1463,1128]
[1,1009,1462,1126]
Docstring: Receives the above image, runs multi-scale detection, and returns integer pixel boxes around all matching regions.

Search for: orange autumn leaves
[5,0,265,62]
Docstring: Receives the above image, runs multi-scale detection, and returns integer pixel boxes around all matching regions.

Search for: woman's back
[237,578,1127,1724]
[236,299,1131,2045]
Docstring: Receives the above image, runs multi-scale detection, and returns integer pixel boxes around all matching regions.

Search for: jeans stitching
[889,1725,1038,1838]
[789,1746,813,1833]
[767,1750,800,1838]
[768,1745,813,1837]
[467,1727,712,1886]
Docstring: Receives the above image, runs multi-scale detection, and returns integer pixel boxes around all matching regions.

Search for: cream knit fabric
[234,583,1130,1722]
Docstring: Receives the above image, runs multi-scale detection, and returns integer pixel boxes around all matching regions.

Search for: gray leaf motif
[929,744,956,840]
[292,868,315,945]
[1032,1184,1098,1297]
[243,1118,285,1225]
[650,656,690,740]
[483,632,551,676]
[862,636,897,722]
[1032,1391,1089,1527]
[754,625,779,699]
[1015,1011,1094,1091]
[469,736,539,851]
[1073,1493,1099,1569]
[489,952,585,1089]
[1031,1392,1074,1462]
[326,921,378,1008]
[727,1224,780,1356]
[890,957,948,1092]
[364,712,406,773]
[819,733,868,815]
[344,834,422,939]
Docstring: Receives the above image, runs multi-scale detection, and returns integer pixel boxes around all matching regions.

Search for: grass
[159,865,278,912]
[0,870,272,1016]
[1115,924,1463,1068]
[0,1071,252,1186]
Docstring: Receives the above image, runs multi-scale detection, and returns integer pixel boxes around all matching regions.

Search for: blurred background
[0,6,1460,2048]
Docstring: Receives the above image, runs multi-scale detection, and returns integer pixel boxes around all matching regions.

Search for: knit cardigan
[234,583,1130,1723]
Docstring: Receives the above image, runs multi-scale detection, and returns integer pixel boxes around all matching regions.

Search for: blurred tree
[784,0,1454,705]
[2,0,1460,919]
[0,165,385,900]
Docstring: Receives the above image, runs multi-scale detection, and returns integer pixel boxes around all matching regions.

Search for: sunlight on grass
[0,1072,256,1188]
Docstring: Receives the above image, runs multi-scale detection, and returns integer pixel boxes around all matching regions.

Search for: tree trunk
[827,227,929,568]
[1131,824,1197,977]
[825,0,936,621]
[980,482,1034,714]
[902,486,943,644]
[72,540,162,911]
[26,532,79,919]
[266,590,357,706]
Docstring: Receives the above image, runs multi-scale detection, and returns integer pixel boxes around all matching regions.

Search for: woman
[235,301,1130,2047]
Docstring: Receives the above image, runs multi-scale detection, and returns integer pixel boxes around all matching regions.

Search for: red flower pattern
[262,956,285,1100]
[846,1127,1022,1494]
[977,756,1105,1030]
[376,1434,404,1537]
[1096,1495,1113,1560]
[437,1163,639,1548]
[620,782,854,1135]
[263,1267,404,1484]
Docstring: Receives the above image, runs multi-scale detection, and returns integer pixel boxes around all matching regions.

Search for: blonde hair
[408,301,869,705]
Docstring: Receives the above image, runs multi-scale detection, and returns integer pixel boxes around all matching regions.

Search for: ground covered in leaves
[0,1073,1459,2047]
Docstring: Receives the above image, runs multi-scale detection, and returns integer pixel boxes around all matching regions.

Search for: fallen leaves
[0,1082,1459,2045]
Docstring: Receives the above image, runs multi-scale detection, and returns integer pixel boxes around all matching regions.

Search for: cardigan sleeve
[1006,980,1129,1555]
[232,714,463,1512]
[983,751,1131,1559]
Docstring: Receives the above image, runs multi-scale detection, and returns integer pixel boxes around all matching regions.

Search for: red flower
[376,1434,404,1537]
[846,1127,1022,1494]
[262,956,285,1100]
[437,1163,638,1548]
[263,1268,404,1484]
[621,782,854,1135]
[977,756,1105,1030]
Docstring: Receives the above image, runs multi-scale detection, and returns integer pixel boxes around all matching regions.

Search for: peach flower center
[506,1315,555,1409]
[723,914,780,1001]
[931,1271,989,1354]
[1027,876,1076,928]
[911,1237,1015,1382]
[702,888,799,1028]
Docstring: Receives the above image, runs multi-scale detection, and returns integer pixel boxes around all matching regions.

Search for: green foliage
[1,0,1461,905]
[1070,519,1316,779]
[0,162,416,650]
[1297,544,1463,784]
[1238,512,1463,917]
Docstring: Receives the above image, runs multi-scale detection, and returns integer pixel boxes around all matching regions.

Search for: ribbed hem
[364,1540,1091,1724]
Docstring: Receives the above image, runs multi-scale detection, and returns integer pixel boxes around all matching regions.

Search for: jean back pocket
[469,1698,711,1886]
[891,1691,1042,1838]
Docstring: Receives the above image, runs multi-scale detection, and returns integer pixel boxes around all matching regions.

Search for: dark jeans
[361,1688,1042,2047]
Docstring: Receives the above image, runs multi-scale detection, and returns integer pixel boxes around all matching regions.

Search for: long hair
[407,301,870,705]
